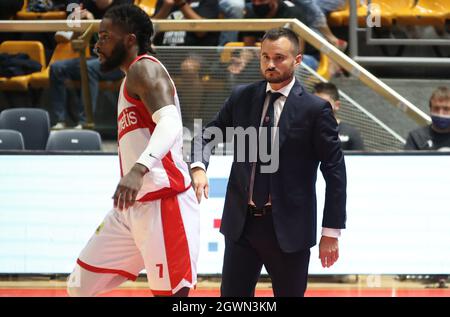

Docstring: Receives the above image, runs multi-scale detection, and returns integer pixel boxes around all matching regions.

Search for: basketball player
[66,4,199,297]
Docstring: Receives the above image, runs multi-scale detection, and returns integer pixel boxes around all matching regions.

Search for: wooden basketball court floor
[0,275,448,297]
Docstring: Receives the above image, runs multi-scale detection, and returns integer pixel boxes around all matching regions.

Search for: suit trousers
[220,210,311,297]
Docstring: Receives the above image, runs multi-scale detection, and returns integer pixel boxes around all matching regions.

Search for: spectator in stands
[291,0,347,50]
[314,82,365,151]
[229,0,322,76]
[316,0,346,15]
[50,0,129,129]
[152,0,221,130]
[218,0,245,45]
[405,86,450,151]
[152,0,220,47]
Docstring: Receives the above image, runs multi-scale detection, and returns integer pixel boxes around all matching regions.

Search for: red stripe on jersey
[137,184,191,202]
[123,82,145,107]
[150,289,174,296]
[117,106,151,141]
[121,85,155,130]
[162,152,187,192]
[117,105,155,140]
[77,259,137,281]
[129,54,159,68]
[160,195,192,290]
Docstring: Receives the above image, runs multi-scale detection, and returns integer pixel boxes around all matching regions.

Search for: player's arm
[113,59,182,211]
[126,58,175,115]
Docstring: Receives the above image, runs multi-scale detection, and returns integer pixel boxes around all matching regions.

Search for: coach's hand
[319,236,339,268]
[191,167,209,203]
[113,164,148,211]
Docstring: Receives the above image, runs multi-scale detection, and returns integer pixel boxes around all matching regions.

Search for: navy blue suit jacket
[193,79,347,252]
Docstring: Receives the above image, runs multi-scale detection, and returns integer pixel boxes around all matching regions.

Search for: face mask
[431,114,450,130]
[253,3,271,17]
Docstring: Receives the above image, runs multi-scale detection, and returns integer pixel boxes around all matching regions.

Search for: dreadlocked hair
[104,4,155,55]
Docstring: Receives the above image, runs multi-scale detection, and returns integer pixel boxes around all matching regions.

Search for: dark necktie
[252,92,283,209]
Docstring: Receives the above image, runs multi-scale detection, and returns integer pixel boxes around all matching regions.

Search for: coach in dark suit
[191,28,347,297]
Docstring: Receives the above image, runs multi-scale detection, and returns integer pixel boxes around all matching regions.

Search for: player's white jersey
[117,54,191,202]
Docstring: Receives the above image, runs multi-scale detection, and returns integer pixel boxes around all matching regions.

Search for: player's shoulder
[127,56,166,83]
[129,55,163,72]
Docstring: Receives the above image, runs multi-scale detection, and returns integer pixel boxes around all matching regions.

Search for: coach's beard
[100,42,127,73]
[262,68,294,84]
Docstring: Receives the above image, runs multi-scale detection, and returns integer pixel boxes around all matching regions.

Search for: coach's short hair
[262,27,300,55]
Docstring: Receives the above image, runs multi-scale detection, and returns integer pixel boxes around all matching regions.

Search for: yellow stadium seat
[445,0,450,21]
[367,0,411,27]
[327,0,417,27]
[396,0,447,28]
[328,1,391,28]
[30,42,121,92]
[373,0,415,12]
[135,0,157,16]
[16,0,66,20]
[0,41,46,91]
[220,42,245,63]
[29,42,90,89]
[316,53,331,80]
[328,1,366,27]
[220,42,261,63]
[327,0,347,26]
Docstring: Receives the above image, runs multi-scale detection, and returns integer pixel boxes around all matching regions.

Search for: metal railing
[296,62,405,150]
[0,18,431,129]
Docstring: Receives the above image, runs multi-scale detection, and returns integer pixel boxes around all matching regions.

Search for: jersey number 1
[156,264,163,278]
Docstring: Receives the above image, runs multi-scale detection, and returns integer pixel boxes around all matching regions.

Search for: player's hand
[113,164,147,211]
[319,236,339,268]
[191,167,208,203]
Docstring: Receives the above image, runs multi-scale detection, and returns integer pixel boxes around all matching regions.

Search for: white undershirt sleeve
[321,227,341,238]
[136,104,182,171]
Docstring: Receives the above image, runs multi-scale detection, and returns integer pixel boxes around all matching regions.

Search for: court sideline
[0,275,448,297]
